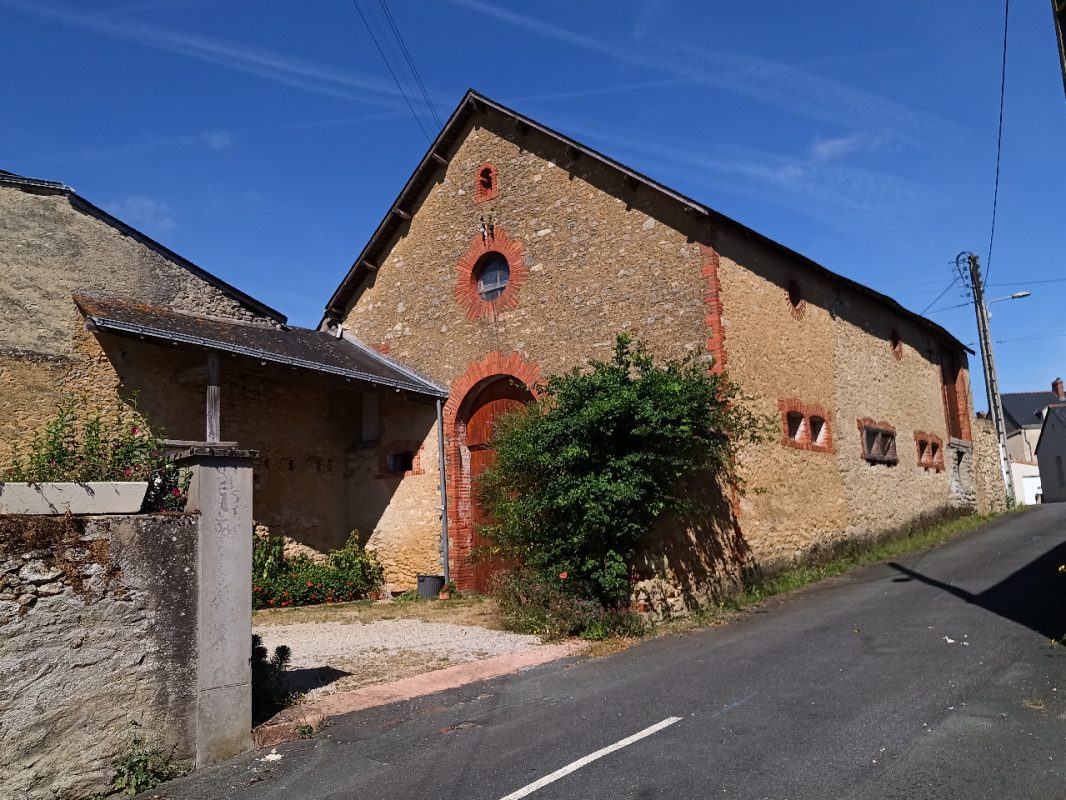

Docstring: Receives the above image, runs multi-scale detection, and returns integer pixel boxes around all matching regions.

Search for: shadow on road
[888,541,1066,640]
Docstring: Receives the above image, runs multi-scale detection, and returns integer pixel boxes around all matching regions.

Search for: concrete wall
[336,116,978,595]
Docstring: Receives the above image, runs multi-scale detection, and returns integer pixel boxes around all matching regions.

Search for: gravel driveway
[255,618,543,699]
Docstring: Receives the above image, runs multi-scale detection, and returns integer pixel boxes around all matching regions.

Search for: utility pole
[960,251,1016,506]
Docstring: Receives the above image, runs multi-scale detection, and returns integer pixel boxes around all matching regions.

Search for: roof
[322,90,972,355]
[0,168,286,324]
[73,293,447,399]
[1035,404,1066,456]
[1001,391,1062,432]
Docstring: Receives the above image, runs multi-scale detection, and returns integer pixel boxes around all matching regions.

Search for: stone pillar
[177,447,256,767]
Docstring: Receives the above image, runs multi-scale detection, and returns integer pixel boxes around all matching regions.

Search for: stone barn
[0,168,447,586]
[320,91,1000,607]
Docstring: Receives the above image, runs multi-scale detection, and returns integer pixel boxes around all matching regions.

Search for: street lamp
[957,252,1030,508]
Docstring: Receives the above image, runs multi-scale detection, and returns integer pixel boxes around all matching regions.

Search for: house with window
[1036,404,1066,503]
[319,90,1003,610]
[0,168,446,571]
[1000,379,1065,503]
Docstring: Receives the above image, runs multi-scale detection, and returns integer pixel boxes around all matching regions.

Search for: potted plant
[0,396,189,515]
[438,580,458,601]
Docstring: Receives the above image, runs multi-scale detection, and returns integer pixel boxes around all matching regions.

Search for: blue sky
[2,1,1064,405]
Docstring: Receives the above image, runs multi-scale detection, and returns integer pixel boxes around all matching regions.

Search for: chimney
[1053,378,1065,401]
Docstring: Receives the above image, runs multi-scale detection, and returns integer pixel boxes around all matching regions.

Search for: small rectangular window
[387,451,415,474]
[863,426,897,465]
[786,411,805,441]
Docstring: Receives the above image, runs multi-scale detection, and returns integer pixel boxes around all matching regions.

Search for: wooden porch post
[206,352,220,444]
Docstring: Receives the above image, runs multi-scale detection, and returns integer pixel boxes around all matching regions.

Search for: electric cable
[984,0,1010,284]
[349,0,433,143]
[378,0,442,128]
[919,276,960,315]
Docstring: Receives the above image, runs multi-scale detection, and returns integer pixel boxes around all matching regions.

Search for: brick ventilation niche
[474,163,498,204]
[778,399,834,453]
[914,431,946,472]
[786,279,807,321]
[376,439,425,479]
[442,352,543,590]
[455,227,528,321]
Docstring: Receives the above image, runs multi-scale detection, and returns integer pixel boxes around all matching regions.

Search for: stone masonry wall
[336,115,978,595]
[0,184,277,469]
[973,416,1008,513]
[0,513,198,800]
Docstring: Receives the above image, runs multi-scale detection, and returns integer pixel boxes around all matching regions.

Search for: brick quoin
[777,398,835,454]
[473,162,499,204]
[700,233,727,374]
[454,227,528,322]
[442,351,543,591]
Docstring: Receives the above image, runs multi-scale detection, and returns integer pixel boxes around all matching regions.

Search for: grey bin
[416,574,445,599]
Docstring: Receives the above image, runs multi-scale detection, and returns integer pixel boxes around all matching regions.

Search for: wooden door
[466,378,532,592]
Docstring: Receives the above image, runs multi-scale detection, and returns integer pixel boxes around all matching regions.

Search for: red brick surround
[376,438,425,480]
[700,236,727,374]
[778,399,834,454]
[455,227,528,321]
[442,351,543,590]
[474,162,498,204]
[857,417,897,463]
[890,329,903,361]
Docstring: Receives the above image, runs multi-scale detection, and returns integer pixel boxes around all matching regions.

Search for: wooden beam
[431,152,448,166]
[206,351,220,444]
[361,259,378,271]
[392,208,412,221]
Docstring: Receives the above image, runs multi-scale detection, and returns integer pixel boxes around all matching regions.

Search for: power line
[378,0,442,129]
[984,0,1010,284]
[919,276,960,315]
[349,0,433,143]
[988,277,1066,286]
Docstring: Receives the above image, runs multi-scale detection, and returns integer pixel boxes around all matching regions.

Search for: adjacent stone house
[1000,379,1065,503]
[322,91,998,606]
[0,169,446,573]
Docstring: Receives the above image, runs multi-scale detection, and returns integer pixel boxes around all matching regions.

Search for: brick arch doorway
[464,377,533,592]
[444,352,543,593]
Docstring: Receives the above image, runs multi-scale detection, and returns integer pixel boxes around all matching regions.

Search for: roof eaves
[338,329,448,396]
[85,313,447,399]
[322,90,971,356]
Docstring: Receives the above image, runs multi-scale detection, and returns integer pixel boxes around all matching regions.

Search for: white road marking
[497,716,683,800]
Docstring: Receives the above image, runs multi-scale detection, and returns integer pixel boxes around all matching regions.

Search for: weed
[251,634,292,721]
[110,741,180,796]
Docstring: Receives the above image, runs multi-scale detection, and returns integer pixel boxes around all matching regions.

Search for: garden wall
[0,514,198,799]
[0,454,253,799]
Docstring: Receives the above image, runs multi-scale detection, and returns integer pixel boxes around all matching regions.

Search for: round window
[474,253,510,301]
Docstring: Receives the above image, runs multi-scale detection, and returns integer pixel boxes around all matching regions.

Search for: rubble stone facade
[335,106,980,601]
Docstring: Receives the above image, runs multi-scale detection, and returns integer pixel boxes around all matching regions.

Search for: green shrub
[251,633,291,708]
[110,741,180,796]
[252,532,384,609]
[2,395,190,512]
[494,567,647,641]
[481,334,769,614]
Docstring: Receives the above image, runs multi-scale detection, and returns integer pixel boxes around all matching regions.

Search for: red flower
[307,581,314,587]
[123,468,133,478]
[131,426,140,435]
[559,571,568,580]
[170,487,182,497]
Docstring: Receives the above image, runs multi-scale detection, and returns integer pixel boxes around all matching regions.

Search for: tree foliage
[479,334,768,608]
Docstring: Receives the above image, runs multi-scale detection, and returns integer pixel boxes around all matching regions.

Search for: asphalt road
[163,506,1066,800]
